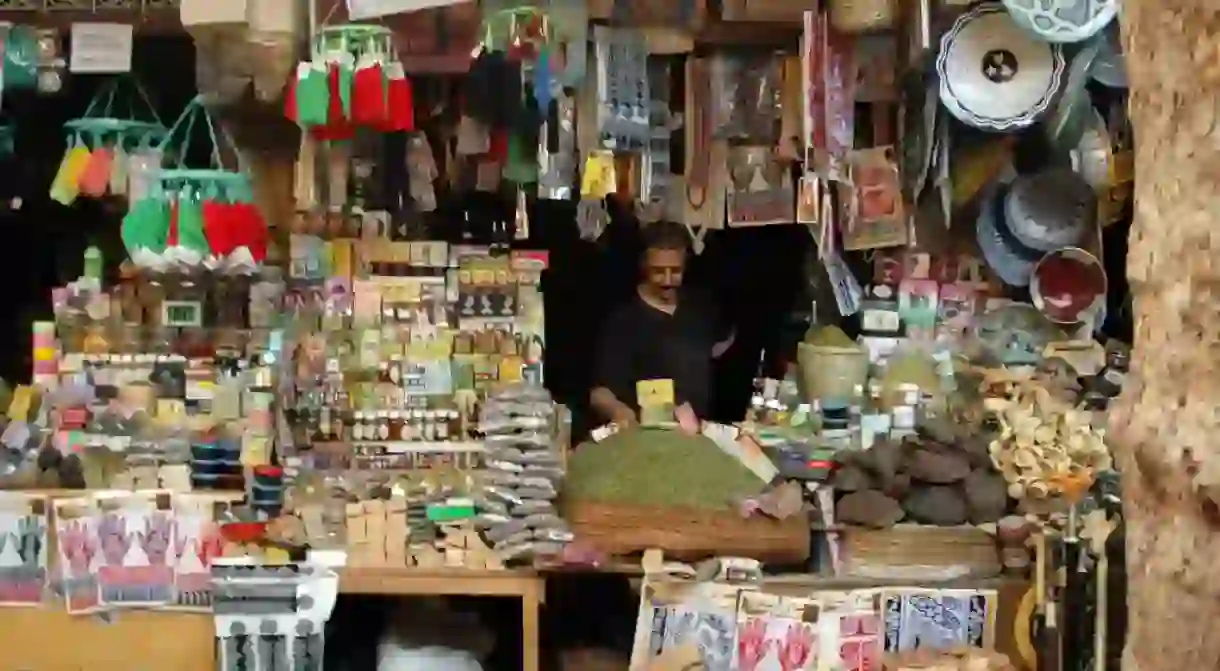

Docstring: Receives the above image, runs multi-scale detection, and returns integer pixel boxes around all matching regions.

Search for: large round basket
[564,500,811,563]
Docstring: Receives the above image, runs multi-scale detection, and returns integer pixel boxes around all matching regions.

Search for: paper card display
[630,579,743,671]
[69,23,133,74]
[54,498,102,614]
[881,589,996,653]
[95,493,174,607]
[346,0,467,20]
[0,494,48,606]
[170,497,225,610]
[736,592,819,671]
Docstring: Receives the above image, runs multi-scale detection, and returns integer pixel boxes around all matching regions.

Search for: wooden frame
[341,567,546,671]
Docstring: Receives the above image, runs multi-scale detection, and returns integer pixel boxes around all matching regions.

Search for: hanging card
[169,496,225,610]
[95,493,174,607]
[0,494,48,606]
[54,497,102,614]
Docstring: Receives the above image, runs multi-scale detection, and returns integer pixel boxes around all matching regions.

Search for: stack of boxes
[345,497,409,566]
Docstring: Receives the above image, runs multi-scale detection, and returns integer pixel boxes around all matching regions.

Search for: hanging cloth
[78,143,115,197]
[382,61,414,132]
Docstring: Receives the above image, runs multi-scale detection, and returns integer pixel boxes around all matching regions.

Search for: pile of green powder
[564,429,767,509]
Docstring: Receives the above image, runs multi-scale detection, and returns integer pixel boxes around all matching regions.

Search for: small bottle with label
[352,411,366,441]
[422,410,437,441]
[317,407,333,441]
[388,411,403,440]
[435,410,450,440]
[376,411,391,441]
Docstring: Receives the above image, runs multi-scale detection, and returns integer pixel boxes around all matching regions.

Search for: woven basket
[564,500,810,562]
[840,524,1001,578]
[829,0,895,33]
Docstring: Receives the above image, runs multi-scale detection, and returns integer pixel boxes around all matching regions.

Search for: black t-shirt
[594,290,728,418]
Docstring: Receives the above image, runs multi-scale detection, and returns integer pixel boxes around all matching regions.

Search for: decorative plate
[1030,246,1107,324]
[1002,0,1119,44]
[1003,169,1095,252]
[937,4,1066,131]
[1090,23,1127,88]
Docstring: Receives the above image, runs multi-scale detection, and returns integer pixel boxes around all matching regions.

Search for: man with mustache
[591,222,734,428]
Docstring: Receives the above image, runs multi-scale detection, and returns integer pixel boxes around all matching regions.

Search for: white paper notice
[346,0,467,20]
[69,23,133,74]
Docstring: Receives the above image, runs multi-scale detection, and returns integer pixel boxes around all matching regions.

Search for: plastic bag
[50,141,92,205]
[78,145,115,197]
[293,63,331,128]
[382,61,414,132]
[352,57,388,127]
[109,145,129,196]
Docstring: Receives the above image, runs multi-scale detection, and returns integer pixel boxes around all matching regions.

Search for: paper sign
[346,0,466,19]
[69,23,133,73]
[636,379,675,408]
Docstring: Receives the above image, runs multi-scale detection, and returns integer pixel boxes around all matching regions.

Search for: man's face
[643,247,685,301]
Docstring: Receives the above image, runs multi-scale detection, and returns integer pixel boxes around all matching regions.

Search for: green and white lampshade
[1001,0,1119,44]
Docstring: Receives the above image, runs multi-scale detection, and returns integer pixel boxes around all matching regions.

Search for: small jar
[352,411,366,441]
[317,407,333,441]
[388,411,404,440]
[389,355,403,385]
[435,410,450,440]
[410,410,425,440]
[447,410,462,441]
[376,411,391,441]
[422,410,437,441]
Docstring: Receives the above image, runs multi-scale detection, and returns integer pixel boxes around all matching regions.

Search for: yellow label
[580,151,617,199]
[241,435,272,467]
[32,346,56,362]
[636,379,675,408]
[498,355,524,383]
[156,399,186,421]
[7,386,33,422]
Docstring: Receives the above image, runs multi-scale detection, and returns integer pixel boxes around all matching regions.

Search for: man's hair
[641,221,690,254]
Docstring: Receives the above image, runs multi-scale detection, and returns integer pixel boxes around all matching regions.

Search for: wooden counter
[1,609,215,671]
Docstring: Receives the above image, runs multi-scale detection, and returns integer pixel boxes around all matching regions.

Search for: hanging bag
[351,33,389,127]
[62,76,167,202]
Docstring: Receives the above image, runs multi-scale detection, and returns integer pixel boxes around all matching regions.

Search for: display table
[340,567,546,671]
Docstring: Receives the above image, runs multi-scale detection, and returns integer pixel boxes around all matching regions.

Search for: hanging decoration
[121,95,269,272]
[285,24,414,140]
[1001,0,1118,44]
[936,3,1065,132]
[51,77,166,206]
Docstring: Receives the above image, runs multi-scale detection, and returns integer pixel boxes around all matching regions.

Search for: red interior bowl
[221,521,268,543]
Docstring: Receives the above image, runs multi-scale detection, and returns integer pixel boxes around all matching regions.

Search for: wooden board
[0,609,214,671]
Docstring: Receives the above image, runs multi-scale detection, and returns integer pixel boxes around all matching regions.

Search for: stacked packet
[475,386,573,564]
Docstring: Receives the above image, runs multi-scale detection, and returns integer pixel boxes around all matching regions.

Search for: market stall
[0,0,1132,669]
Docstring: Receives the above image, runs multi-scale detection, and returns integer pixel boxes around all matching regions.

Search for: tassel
[575,197,608,241]
[294,135,318,211]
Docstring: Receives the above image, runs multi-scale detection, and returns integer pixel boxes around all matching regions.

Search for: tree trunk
[1111,2,1220,669]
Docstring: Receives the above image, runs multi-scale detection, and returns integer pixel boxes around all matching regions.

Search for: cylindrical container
[830,0,895,33]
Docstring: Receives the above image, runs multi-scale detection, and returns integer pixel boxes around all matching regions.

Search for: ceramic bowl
[1090,23,1127,88]
[1072,108,1114,192]
[1030,246,1108,323]
[1003,168,1095,252]
[937,3,1065,131]
[1002,0,1118,43]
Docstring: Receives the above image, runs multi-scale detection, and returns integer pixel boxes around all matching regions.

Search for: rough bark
[1110,2,1220,670]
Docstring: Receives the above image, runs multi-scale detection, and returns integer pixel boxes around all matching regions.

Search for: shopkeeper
[591,222,734,426]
